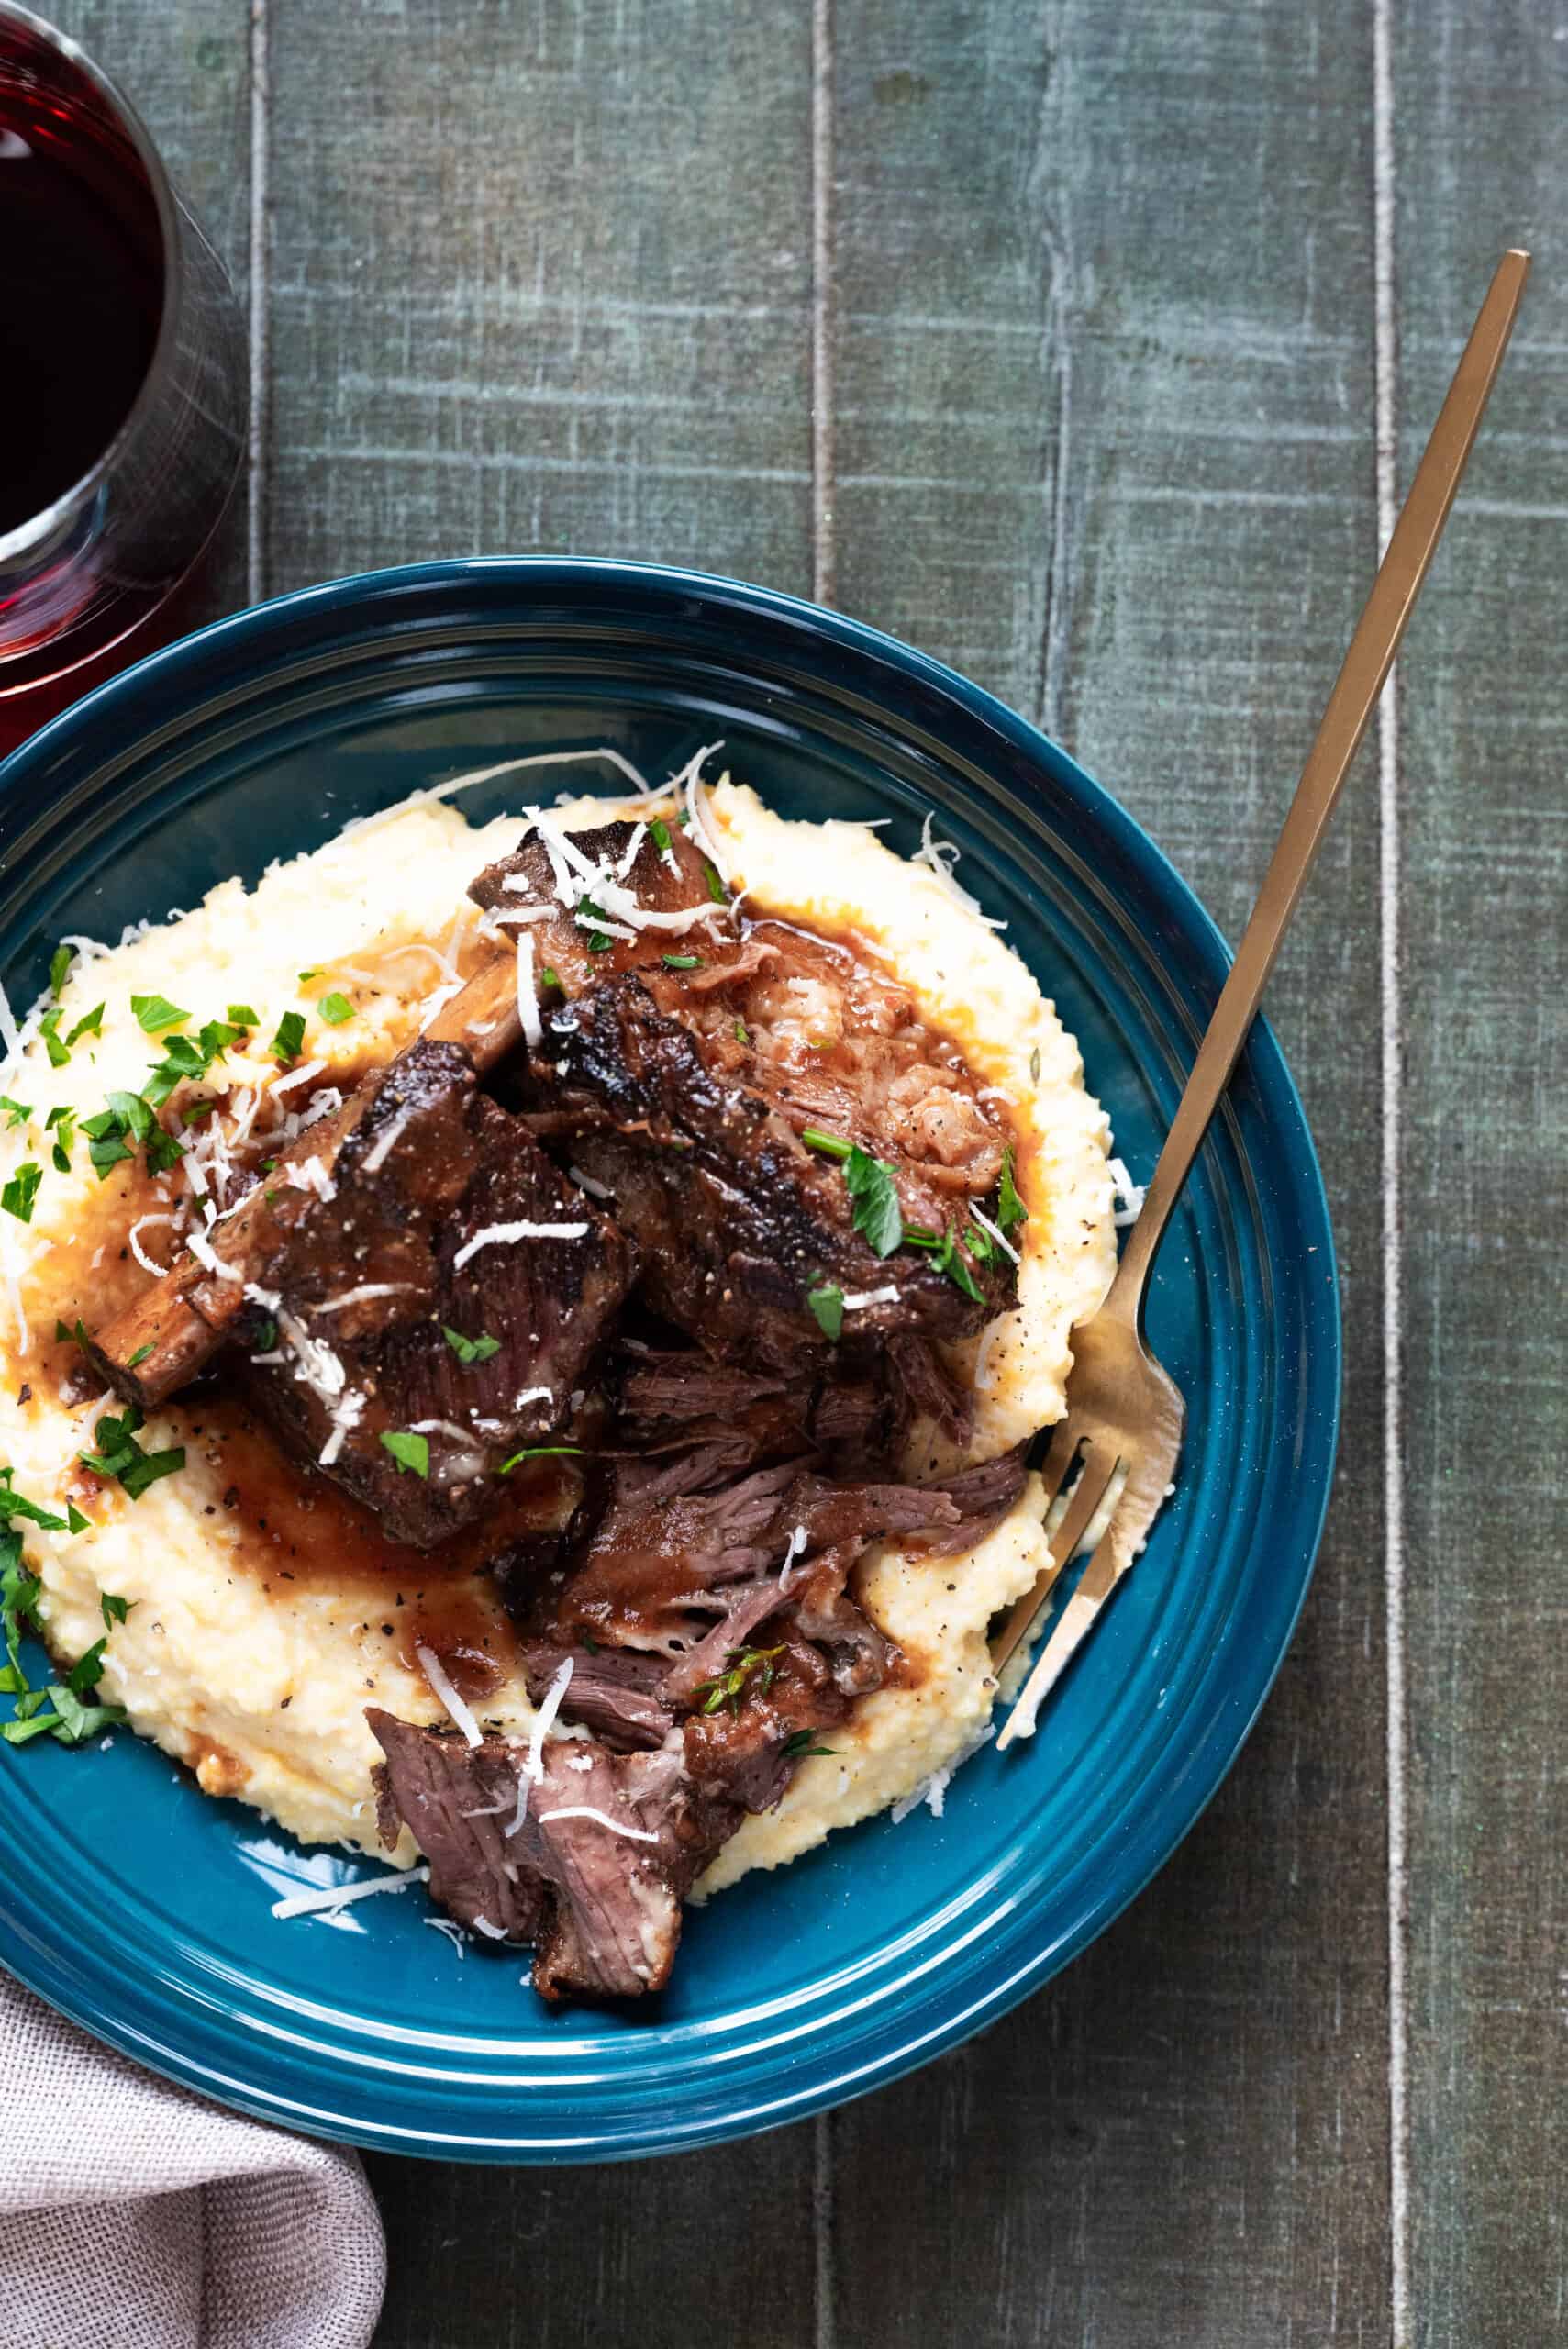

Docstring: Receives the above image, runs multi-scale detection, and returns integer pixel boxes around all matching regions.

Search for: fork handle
[1105,248,1529,1321]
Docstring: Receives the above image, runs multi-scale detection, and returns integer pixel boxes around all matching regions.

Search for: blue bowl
[0,560,1339,2160]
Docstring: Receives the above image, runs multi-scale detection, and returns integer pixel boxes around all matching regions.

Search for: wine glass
[0,3,248,752]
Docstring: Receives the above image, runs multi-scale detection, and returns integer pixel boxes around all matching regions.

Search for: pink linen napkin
[0,1969,385,2347]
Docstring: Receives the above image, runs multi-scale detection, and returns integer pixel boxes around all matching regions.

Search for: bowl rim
[0,556,1341,2159]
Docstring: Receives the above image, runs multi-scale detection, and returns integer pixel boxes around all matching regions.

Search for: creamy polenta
[0,772,1116,1889]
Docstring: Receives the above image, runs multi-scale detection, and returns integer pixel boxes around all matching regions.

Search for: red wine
[0,16,246,753]
[0,95,163,534]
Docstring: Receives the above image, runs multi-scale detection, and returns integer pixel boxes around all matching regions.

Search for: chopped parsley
[539,966,561,990]
[802,1126,851,1162]
[317,991,354,1027]
[0,1473,70,1534]
[81,1073,191,1186]
[649,818,673,855]
[995,1145,1027,1234]
[297,968,321,984]
[733,1018,748,1044]
[497,1444,584,1475]
[144,1127,186,1175]
[843,1146,903,1257]
[964,1221,994,1264]
[65,1003,105,1046]
[0,1538,42,1695]
[694,1644,783,1715]
[129,992,189,1035]
[79,1405,185,1500]
[106,1089,153,1144]
[443,1326,501,1365]
[905,1222,985,1301]
[126,1341,154,1369]
[63,1012,250,1198]
[66,1637,106,1696]
[1,1163,41,1224]
[0,1098,30,1129]
[783,1729,838,1759]
[45,1106,74,1172]
[807,1282,844,1341]
[270,1009,306,1066]
[100,1593,132,1629]
[702,859,727,904]
[576,896,614,953]
[49,944,75,997]
[934,1228,984,1301]
[197,1017,245,1062]
[39,1008,69,1068]
[379,1431,429,1478]
[80,1110,133,1178]
[661,953,703,971]
[141,1034,205,1104]
[227,1002,259,1027]
[0,1477,127,1750]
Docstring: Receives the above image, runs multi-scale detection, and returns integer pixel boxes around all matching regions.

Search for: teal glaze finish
[0,561,1340,2161]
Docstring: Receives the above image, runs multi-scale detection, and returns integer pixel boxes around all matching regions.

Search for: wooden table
[50,4,1563,2340]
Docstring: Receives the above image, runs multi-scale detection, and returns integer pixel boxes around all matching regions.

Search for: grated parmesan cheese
[184,1228,241,1283]
[450,1219,587,1273]
[516,932,541,1050]
[522,1658,573,1785]
[128,1214,175,1276]
[361,1106,414,1174]
[271,1864,429,1920]
[313,1283,417,1315]
[912,812,1007,931]
[968,1203,1020,1265]
[534,1806,659,1845]
[416,1642,484,1747]
[1108,1156,1146,1228]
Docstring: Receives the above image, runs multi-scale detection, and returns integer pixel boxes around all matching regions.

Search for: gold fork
[994,248,1529,1751]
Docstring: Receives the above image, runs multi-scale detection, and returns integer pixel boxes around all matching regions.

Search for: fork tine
[989,1441,1118,1675]
[1033,1416,1086,1519]
[995,1536,1125,1751]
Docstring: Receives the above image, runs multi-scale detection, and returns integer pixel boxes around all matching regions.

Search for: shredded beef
[240,1041,633,1545]
[367,1709,740,2000]
[519,1641,673,1752]
[523,976,1008,1372]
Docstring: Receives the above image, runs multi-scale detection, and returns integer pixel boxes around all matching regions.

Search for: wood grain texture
[828,3,1392,2342]
[264,0,816,598]
[40,0,252,624]
[38,3,1562,2343]
[1390,8,1567,2342]
[364,2138,817,2349]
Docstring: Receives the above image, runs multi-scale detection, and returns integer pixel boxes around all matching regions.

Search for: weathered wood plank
[1390,9,1568,2342]
[365,2139,817,2349]
[259,7,825,2340]
[264,0,816,599]
[829,3,1391,2341]
[42,0,251,625]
